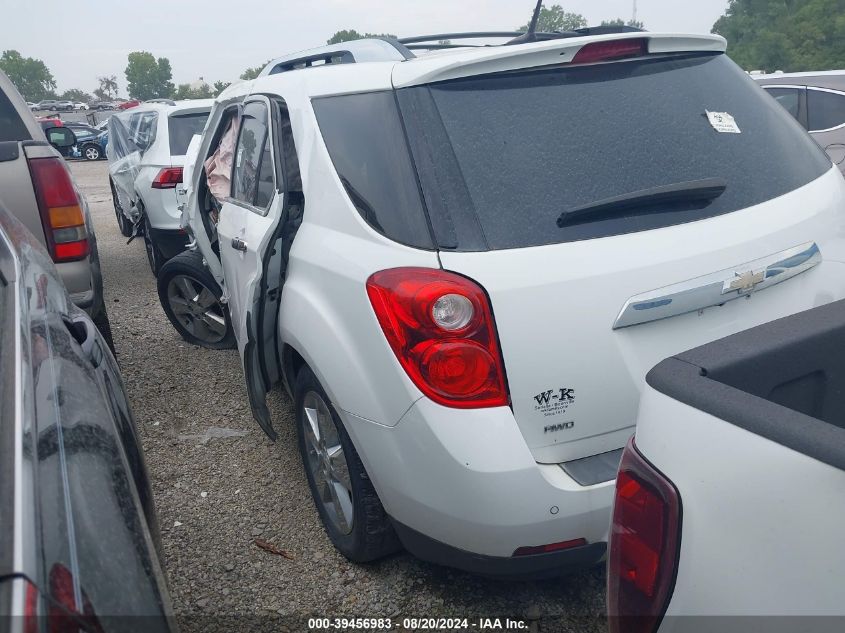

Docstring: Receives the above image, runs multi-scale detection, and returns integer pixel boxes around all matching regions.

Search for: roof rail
[261,39,411,77]
[398,26,645,51]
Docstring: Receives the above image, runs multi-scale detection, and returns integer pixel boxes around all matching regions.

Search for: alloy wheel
[166,274,227,344]
[301,391,354,535]
[84,146,100,160]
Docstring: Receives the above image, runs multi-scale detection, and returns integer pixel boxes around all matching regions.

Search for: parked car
[0,201,174,632]
[175,31,845,576]
[91,100,116,111]
[107,100,213,275]
[63,124,107,161]
[37,117,64,136]
[755,71,845,172]
[0,69,114,348]
[117,99,141,110]
[34,99,61,110]
[608,299,845,632]
[55,100,74,112]
[26,100,35,109]
[78,130,108,161]
[73,101,90,110]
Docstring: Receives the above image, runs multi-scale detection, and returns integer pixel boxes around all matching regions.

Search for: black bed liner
[647,299,845,472]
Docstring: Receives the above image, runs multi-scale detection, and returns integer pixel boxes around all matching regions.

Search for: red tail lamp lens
[366,268,508,408]
[572,39,648,65]
[27,157,89,263]
[152,167,183,189]
[608,438,681,633]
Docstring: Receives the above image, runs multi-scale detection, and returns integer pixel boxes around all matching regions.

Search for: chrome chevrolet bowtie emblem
[613,242,821,329]
[724,270,766,294]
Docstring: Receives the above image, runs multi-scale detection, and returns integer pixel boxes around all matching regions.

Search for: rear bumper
[148,227,189,260]
[56,246,104,317]
[338,398,617,563]
[392,519,606,579]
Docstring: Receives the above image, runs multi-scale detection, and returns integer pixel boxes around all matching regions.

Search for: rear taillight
[28,157,89,263]
[23,578,40,633]
[608,438,681,633]
[572,38,648,65]
[152,167,183,189]
[366,267,509,408]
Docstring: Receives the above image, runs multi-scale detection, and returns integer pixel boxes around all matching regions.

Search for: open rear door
[215,95,302,440]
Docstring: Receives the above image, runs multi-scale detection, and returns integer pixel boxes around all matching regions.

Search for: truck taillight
[152,167,183,189]
[572,38,648,65]
[28,157,89,263]
[608,437,681,633]
[366,267,509,408]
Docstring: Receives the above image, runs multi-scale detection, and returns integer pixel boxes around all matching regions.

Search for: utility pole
[632,0,638,24]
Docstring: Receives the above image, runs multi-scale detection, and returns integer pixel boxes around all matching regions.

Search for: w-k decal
[534,388,575,405]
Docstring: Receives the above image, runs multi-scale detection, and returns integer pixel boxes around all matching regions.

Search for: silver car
[0,69,113,349]
[755,71,845,172]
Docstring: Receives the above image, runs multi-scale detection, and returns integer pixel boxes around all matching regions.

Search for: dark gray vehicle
[0,69,114,349]
[0,204,173,631]
[755,71,845,172]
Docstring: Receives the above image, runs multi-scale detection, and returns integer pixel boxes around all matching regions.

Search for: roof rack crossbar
[404,43,485,51]
[398,26,644,47]
[398,32,542,44]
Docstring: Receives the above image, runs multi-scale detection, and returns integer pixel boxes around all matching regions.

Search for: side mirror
[45,126,77,149]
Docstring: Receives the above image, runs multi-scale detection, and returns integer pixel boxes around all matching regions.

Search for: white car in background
[107,100,213,275]
[169,28,845,577]
[73,101,90,110]
[608,300,845,632]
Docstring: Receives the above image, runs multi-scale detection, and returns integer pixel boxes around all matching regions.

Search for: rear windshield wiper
[556,178,727,228]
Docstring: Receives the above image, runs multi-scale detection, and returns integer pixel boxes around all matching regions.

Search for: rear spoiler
[391,33,727,88]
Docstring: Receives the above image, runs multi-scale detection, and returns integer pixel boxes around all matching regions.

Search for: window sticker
[706,110,741,134]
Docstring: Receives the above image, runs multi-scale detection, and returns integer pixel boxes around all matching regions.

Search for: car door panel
[216,95,299,440]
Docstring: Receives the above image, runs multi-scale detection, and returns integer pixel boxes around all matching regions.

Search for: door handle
[231,237,248,252]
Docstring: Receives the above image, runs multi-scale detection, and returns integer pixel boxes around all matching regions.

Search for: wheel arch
[278,274,422,428]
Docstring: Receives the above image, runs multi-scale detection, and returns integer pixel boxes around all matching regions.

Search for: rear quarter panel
[636,387,845,619]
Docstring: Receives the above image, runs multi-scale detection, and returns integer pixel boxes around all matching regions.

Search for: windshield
[169,111,210,156]
[394,53,831,250]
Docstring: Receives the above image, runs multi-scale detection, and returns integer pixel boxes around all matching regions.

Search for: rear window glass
[399,53,831,250]
[169,111,209,155]
[0,89,30,142]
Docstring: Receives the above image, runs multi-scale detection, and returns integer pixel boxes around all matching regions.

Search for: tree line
[3,1,843,102]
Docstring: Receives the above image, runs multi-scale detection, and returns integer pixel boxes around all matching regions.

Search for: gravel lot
[70,159,606,632]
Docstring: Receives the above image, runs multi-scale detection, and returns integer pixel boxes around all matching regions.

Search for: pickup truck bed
[612,299,845,629]
[647,298,845,472]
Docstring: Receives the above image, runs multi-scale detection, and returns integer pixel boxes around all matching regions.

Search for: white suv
[107,100,213,274]
[176,31,845,576]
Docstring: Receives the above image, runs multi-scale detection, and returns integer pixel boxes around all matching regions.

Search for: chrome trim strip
[612,242,821,329]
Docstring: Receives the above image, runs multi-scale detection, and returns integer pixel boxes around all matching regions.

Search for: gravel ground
[70,160,607,633]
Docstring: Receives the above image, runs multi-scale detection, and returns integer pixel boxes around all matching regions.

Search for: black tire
[143,214,164,276]
[110,179,132,237]
[295,365,401,563]
[92,303,116,356]
[156,250,235,350]
[82,144,101,161]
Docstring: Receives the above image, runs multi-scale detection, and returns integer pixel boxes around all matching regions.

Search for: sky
[0,0,730,95]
